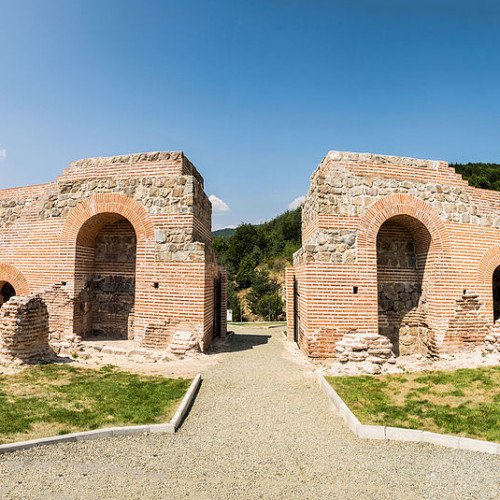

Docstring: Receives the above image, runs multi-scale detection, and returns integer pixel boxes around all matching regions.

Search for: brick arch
[357,194,452,345]
[0,263,30,295]
[61,193,155,246]
[358,194,450,255]
[478,246,500,284]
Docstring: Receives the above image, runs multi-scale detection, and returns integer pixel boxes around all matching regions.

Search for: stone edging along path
[317,372,500,455]
[0,373,202,455]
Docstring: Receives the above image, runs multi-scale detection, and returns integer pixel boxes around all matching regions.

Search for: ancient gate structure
[286,151,500,360]
[0,152,227,363]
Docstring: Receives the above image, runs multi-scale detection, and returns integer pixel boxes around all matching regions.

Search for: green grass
[0,364,192,444]
[326,366,500,442]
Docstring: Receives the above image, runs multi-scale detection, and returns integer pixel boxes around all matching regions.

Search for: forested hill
[212,227,236,239]
[214,162,500,322]
[452,163,500,191]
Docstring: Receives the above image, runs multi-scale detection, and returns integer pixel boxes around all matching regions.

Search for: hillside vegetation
[213,209,301,321]
[214,162,500,321]
[452,163,500,191]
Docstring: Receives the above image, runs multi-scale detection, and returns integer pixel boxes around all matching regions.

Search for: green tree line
[452,163,500,191]
[214,162,500,322]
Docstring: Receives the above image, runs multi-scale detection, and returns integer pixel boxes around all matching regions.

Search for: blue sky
[1,0,499,229]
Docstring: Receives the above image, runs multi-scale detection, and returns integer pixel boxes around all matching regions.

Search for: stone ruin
[286,150,500,371]
[484,323,500,355]
[0,152,227,366]
[0,295,54,365]
[334,331,395,374]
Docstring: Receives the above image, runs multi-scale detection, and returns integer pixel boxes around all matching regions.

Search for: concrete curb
[317,372,499,455]
[0,373,202,455]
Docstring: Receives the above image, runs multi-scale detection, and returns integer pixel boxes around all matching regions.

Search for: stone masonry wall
[442,292,491,351]
[301,152,500,239]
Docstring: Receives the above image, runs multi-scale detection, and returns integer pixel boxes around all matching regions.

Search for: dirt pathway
[0,326,498,499]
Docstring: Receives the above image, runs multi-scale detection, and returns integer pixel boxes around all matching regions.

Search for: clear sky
[1,0,499,229]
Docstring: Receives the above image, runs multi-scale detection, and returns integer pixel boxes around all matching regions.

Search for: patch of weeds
[100,365,119,373]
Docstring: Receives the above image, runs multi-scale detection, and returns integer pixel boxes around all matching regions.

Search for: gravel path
[0,326,498,499]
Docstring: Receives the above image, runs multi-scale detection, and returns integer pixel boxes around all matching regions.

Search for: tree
[451,163,500,191]
[236,255,257,289]
[247,270,284,319]
[253,291,284,321]
[227,281,243,322]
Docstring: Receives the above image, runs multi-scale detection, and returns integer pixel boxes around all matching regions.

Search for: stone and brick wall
[0,151,227,360]
[288,150,500,359]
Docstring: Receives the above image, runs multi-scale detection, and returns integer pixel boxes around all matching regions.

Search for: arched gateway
[0,263,30,307]
[287,150,498,361]
[0,152,227,362]
[73,213,138,340]
[376,215,432,356]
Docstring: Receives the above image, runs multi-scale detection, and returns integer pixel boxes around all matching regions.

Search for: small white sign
[227,309,233,322]
[0,149,6,160]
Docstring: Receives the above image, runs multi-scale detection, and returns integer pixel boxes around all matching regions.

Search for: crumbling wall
[443,293,490,351]
[42,283,75,345]
[302,151,500,232]
[141,320,173,349]
[484,324,500,354]
[335,330,395,374]
[0,295,53,365]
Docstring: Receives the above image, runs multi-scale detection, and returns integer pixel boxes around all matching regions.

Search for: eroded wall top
[60,151,204,185]
[302,150,500,237]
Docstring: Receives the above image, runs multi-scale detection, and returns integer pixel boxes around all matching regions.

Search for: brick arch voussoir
[0,263,30,295]
[60,193,155,246]
[358,194,450,255]
[478,246,500,284]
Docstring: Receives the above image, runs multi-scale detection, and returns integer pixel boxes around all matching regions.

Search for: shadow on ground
[208,332,271,354]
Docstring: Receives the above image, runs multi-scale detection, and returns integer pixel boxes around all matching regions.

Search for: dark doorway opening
[493,266,500,322]
[0,282,16,306]
[293,277,300,344]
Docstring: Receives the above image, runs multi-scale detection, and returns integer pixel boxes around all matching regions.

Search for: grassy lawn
[0,364,192,444]
[327,366,500,442]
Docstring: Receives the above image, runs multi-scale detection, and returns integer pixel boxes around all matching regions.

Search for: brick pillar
[285,266,296,341]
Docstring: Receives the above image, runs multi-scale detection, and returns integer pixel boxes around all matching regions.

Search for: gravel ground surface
[0,325,499,500]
